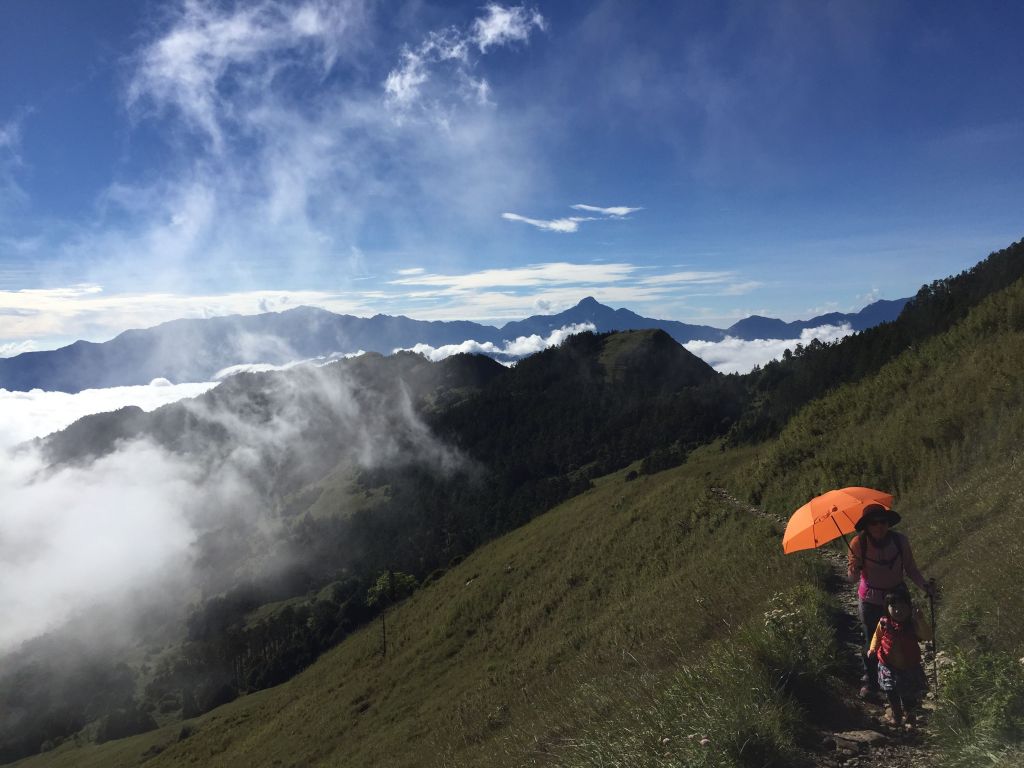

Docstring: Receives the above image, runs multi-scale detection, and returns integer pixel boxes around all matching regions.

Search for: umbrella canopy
[782,487,895,554]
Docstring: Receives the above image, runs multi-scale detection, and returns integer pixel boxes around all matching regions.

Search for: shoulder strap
[861,531,903,568]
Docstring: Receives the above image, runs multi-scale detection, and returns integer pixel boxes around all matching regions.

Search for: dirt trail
[710,489,939,768]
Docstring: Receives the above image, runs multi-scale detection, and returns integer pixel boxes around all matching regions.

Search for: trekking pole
[928,578,938,692]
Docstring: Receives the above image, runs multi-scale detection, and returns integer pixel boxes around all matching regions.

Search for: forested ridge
[3,238,1023,766]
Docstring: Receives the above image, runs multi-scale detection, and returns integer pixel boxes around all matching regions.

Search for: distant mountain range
[0,296,909,393]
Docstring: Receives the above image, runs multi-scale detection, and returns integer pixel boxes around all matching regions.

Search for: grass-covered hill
[12,239,1024,767]
[2,329,744,765]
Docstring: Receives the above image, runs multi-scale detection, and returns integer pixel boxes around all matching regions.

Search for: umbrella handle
[831,517,856,554]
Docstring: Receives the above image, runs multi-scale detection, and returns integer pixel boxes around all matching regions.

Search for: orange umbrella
[782,487,895,554]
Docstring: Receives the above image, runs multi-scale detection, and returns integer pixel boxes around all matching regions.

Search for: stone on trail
[833,730,886,753]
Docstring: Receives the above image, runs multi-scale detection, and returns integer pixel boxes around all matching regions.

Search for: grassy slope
[22,446,824,768]
[21,276,1024,768]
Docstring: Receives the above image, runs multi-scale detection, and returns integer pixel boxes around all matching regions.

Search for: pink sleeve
[847,540,861,583]
[900,534,928,591]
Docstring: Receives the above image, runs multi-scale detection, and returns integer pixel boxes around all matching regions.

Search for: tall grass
[933,651,1024,767]
[525,585,839,768]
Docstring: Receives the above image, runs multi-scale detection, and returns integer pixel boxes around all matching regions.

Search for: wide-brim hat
[854,503,901,531]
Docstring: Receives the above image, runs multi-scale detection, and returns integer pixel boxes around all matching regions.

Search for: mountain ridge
[0,296,908,393]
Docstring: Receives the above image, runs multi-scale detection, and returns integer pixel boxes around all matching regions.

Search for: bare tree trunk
[380,611,387,659]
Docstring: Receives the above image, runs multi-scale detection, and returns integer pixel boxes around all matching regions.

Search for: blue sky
[1,0,1022,353]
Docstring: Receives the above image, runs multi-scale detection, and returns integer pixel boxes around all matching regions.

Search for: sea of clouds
[684,323,854,374]
[395,322,597,363]
[0,360,461,652]
[0,380,218,451]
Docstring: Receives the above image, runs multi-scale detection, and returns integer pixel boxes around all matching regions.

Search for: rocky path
[710,489,940,768]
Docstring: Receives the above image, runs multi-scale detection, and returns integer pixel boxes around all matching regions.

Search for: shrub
[95,701,158,744]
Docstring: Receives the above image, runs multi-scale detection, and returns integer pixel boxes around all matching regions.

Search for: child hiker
[868,589,933,726]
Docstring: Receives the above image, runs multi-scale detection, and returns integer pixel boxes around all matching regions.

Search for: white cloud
[0,442,201,650]
[0,112,30,211]
[684,323,854,374]
[389,262,638,290]
[396,322,595,362]
[471,4,546,52]
[384,3,545,112]
[503,323,595,356]
[570,203,642,217]
[0,340,37,358]
[212,350,365,380]
[636,270,736,286]
[0,381,218,450]
[0,285,372,347]
[504,202,641,233]
[384,48,429,107]
[0,120,19,149]
[128,0,362,151]
[501,212,592,233]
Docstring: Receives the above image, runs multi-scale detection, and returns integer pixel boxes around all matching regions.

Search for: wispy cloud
[0,111,30,212]
[388,262,638,290]
[128,0,363,152]
[0,285,369,347]
[384,3,545,111]
[570,203,643,217]
[500,212,593,233]
[503,202,640,233]
[212,351,365,381]
[636,270,736,286]
[472,4,546,52]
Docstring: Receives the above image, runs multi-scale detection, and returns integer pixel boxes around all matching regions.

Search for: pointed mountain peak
[577,296,602,308]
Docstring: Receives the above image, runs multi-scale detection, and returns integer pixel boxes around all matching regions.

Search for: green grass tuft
[933,651,1024,768]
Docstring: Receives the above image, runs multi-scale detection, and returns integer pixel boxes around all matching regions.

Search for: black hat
[854,503,901,531]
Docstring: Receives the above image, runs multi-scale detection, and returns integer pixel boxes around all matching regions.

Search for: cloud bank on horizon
[0,321,853,457]
[0,381,218,450]
[684,324,855,374]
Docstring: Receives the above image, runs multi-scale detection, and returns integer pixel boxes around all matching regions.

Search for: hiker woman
[847,504,935,700]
